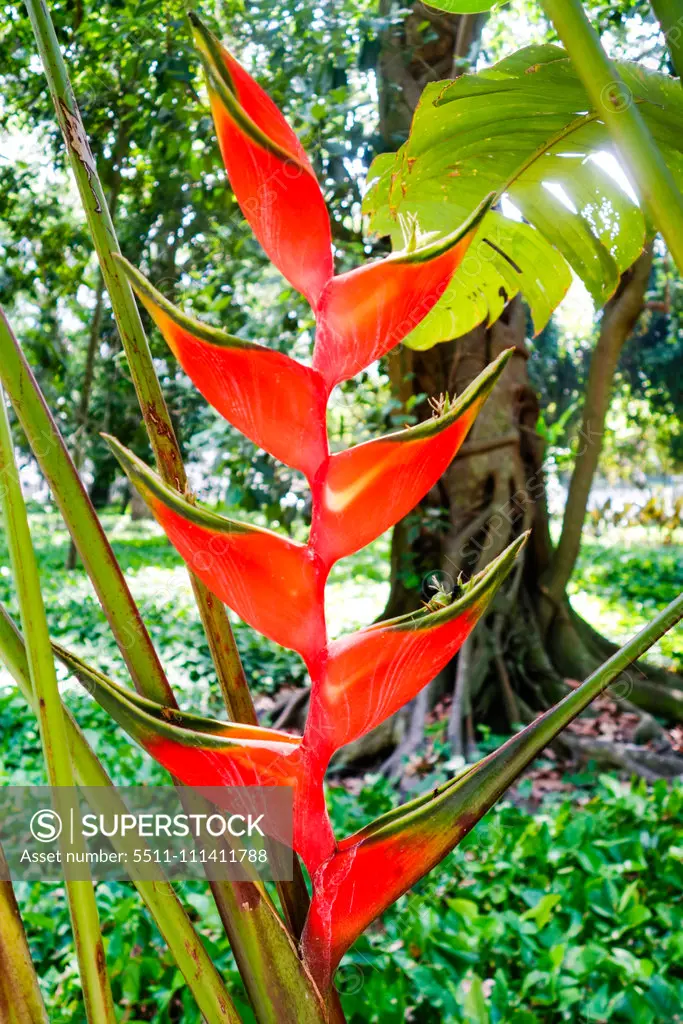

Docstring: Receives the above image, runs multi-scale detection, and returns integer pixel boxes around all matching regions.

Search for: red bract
[105,436,327,661]
[117,262,329,480]
[190,12,333,309]
[304,538,525,756]
[189,13,492,386]
[100,16,526,990]
[312,221,486,391]
[309,351,511,565]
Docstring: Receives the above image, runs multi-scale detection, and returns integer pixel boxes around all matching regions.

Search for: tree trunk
[546,246,654,604]
[371,2,682,773]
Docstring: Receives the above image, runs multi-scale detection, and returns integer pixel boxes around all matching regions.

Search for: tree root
[561,735,683,782]
[381,687,431,780]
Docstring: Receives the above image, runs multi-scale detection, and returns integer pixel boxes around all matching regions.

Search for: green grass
[570,527,683,669]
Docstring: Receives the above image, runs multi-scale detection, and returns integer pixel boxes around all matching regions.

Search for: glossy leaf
[310,349,513,566]
[313,197,492,390]
[190,14,333,309]
[304,535,527,756]
[117,257,329,480]
[362,44,683,344]
[105,437,326,661]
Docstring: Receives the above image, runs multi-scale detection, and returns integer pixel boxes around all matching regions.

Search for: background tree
[364,0,683,770]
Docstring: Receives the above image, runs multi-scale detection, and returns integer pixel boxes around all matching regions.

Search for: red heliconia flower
[189,11,333,311]
[105,436,327,661]
[309,352,511,566]
[58,646,337,872]
[303,537,526,758]
[117,263,329,481]
[92,14,528,991]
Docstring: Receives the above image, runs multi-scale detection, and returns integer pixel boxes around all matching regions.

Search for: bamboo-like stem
[0,389,116,1023]
[23,0,252,724]
[651,0,683,80]
[542,0,683,272]
[0,606,240,1024]
[66,270,105,571]
[0,846,48,1024]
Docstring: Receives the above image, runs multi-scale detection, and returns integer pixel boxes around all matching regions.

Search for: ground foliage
[0,517,680,1020]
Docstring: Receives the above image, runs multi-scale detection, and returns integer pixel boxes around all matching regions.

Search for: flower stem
[23,0,252,724]
[0,308,173,706]
[0,389,116,1024]
[542,0,683,271]
[0,845,48,1023]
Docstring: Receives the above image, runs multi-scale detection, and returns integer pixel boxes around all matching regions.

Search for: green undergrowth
[570,530,683,669]
[8,763,683,1023]
[328,773,683,1024]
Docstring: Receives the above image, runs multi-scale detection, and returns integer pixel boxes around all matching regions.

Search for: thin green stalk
[542,0,683,272]
[445,588,683,825]
[23,0,252,724]
[0,846,48,1024]
[651,0,683,80]
[0,606,240,1024]
[0,390,116,1023]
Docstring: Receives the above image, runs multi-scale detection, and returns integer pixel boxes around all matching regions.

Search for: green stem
[542,0,683,272]
[0,846,48,1024]
[0,606,240,1024]
[23,0,253,724]
[451,588,683,825]
[0,390,116,1023]
[651,0,683,80]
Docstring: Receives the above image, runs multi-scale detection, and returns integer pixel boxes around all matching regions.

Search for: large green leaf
[363,44,683,348]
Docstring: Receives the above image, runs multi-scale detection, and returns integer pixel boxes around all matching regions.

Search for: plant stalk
[0,308,174,706]
[0,311,323,1019]
[0,605,240,1024]
[23,0,252,723]
[542,0,683,272]
[651,0,683,80]
[0,846,48,1024]
[453,588,683,823]
[0,389,116,1023]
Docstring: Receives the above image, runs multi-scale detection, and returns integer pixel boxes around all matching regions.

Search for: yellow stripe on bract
[323,456,392,514]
